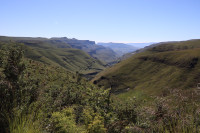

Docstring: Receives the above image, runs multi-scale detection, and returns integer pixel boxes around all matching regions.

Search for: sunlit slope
[0,36,105,75]
[24,46,105,74]
[93,39,200,96]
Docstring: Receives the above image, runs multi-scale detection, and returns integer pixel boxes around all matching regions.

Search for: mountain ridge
[0,36,118,64]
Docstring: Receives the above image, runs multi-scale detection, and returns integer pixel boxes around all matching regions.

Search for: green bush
[82,107,106,133]
[50,107,83,133]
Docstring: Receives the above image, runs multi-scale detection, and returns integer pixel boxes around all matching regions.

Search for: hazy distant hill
[127,42,156,48]
[97,42,139,57]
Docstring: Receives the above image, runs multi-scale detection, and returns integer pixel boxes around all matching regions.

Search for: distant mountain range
[0,36,119,78]
[0,36,118,64]
[97,42,139,57]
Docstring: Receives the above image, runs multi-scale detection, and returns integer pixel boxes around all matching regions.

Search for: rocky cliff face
[51,37,95,46]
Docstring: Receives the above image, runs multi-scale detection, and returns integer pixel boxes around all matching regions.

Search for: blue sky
[1,0,200,43]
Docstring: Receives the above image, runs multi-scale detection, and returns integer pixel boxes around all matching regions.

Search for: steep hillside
[121,41,184,60]
[0,36,105,77]
[93,39,200,96]
[97,42,139,57]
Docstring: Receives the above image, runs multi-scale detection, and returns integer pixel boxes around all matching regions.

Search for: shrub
[50,107,83,133]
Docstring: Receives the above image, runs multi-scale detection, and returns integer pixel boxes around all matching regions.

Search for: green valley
[2,38,200,133]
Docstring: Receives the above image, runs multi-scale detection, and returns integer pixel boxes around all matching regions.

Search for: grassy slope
[24,45,104,74]
[93,39,200,99]
[0,36,105,76]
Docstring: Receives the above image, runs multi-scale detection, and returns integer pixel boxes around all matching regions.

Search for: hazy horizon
[1,35,199,45]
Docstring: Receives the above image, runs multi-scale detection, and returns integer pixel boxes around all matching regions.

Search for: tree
[0,44,38,132]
